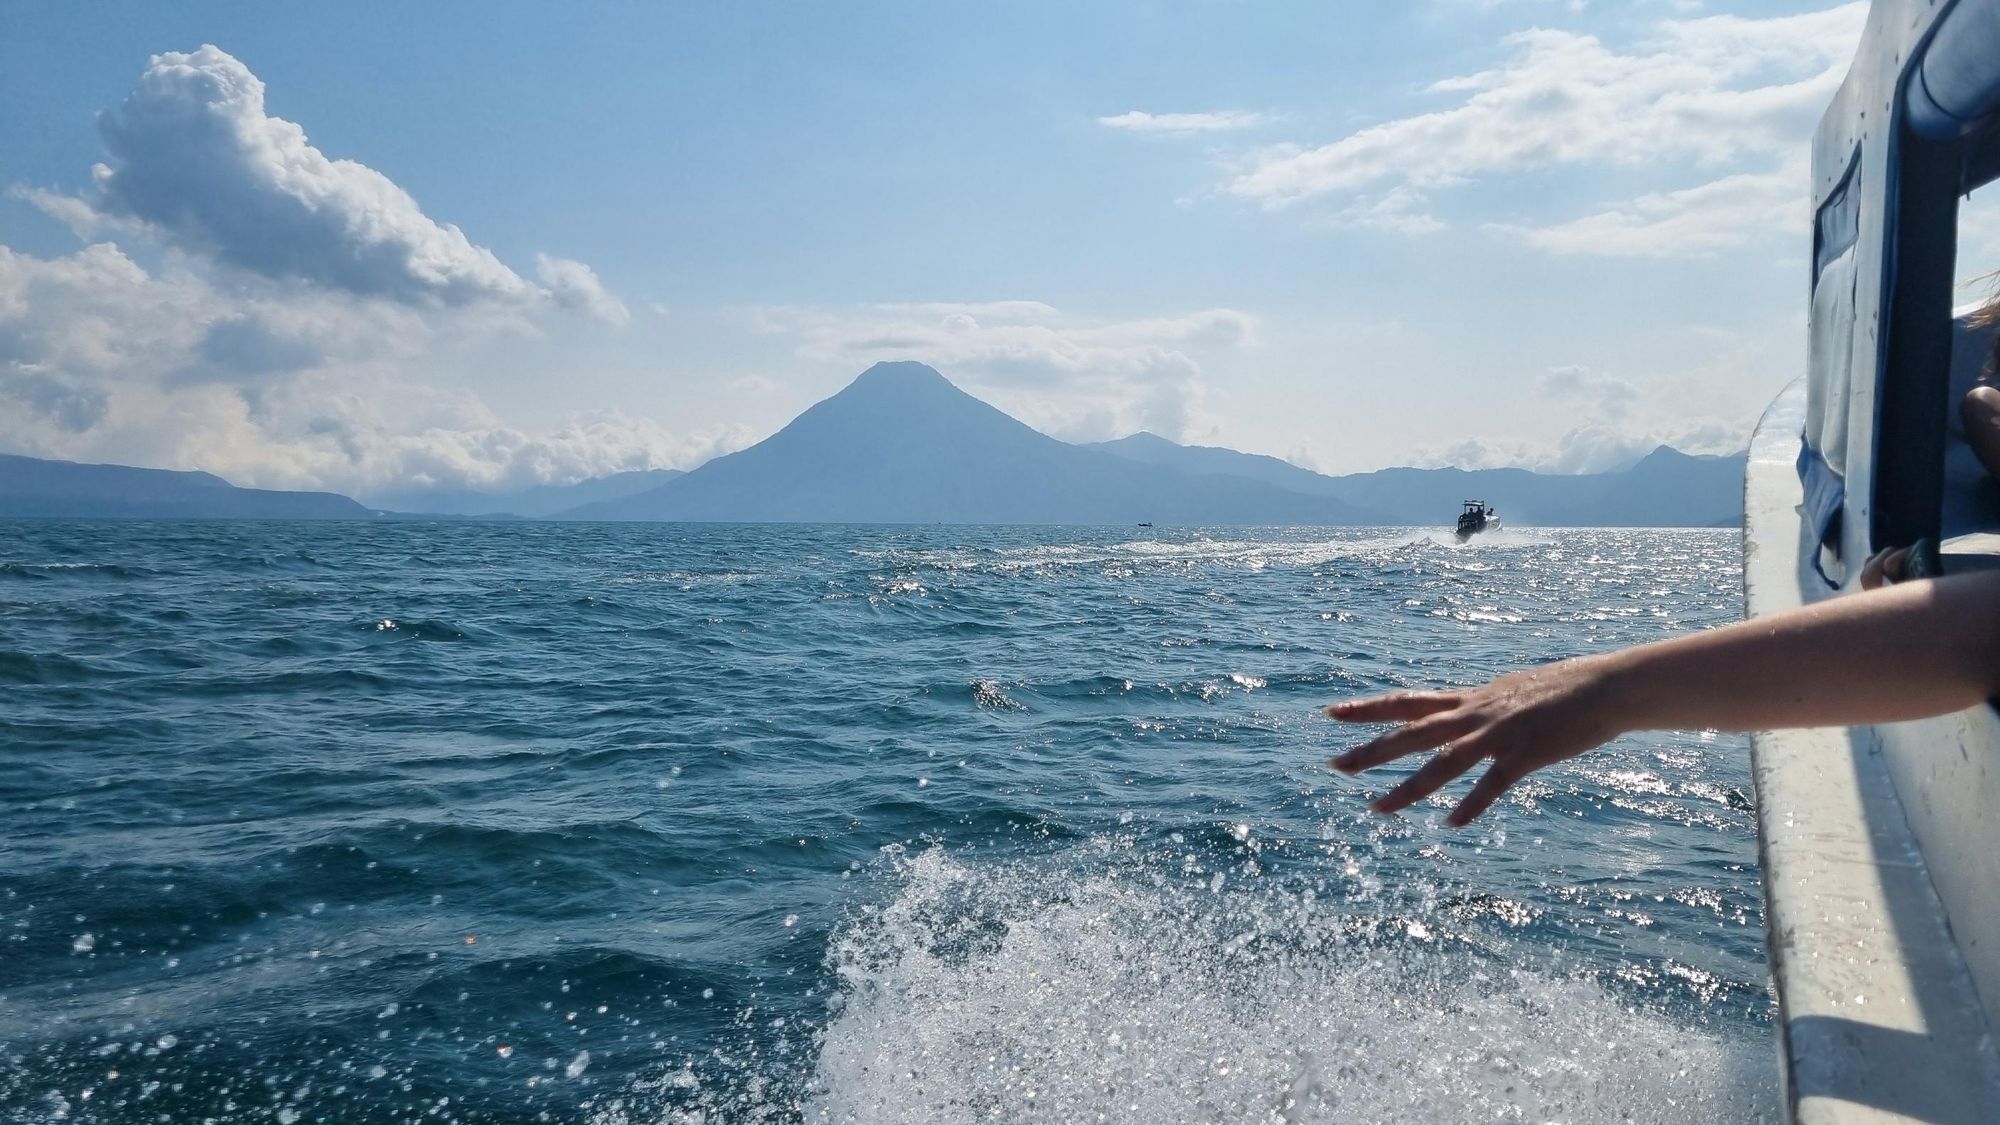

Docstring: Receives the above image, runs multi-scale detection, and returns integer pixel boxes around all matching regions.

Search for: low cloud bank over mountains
[3,363,1744,527]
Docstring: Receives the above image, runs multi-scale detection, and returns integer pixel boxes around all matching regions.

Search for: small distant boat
[1137,522,1153,528]
[1454,500,1497,542]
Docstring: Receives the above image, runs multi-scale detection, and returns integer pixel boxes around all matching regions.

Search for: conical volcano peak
[846,360,954,394]
[1633,444,1695,467]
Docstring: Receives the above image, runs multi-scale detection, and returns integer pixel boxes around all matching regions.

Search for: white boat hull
[1745,378,2000,1122]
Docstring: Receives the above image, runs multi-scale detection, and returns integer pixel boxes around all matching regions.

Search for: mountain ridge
[562,361,1386,524]
[1082,428,1742,527]
[0,453,376,520]
[0,364,1745,526]
[564,362,1744,526]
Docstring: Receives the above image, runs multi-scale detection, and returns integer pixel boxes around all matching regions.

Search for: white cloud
[1533,364,1638,419]
[1221,3,1861,255]
[766,301,1254,381]
[0,242,206,379]
[535,254,630,325]
[1495,156,1803,257]
[1099,110,1264,135]
[726,373,787,399]
[1421,420,1742,474]
[867,300,1064,321]
[0,370,740,497]
[1417,362,1745,471]
[0,241,425,387]
[23,45,625,321]
[0,368,107,433]
[758,300,1258,441]
[0,242,717,494]
[1229,7,1859,206]
[245,390,744,496]
[1326,186,1446,234]
[0,45,676,495]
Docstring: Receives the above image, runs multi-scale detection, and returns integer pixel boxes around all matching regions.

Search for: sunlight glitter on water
[1,523,1768,1124]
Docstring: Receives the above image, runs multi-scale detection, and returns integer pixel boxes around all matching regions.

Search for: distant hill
[562,362,1385,524]
[0,454,375,519]
[0,370,1745,526]
[1578,445,1746,526]
[1090,431,1745,527]
[1086,432,1341,496]
[1309,447,1742,527]
[363,469,684,517]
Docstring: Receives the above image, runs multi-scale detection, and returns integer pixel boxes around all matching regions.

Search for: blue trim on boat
[1812,150,1862,290]
[1796,437,1845,587]
[1907,0,2000,139]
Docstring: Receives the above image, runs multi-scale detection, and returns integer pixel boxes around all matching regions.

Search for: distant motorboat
[1454,500,1497,542]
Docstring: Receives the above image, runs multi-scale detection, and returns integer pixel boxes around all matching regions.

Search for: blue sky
[0,1,1884,495]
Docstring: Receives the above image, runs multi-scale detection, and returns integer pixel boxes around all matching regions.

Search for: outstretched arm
[1325,569,2000,826]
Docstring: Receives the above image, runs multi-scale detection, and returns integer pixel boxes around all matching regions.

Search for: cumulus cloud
[1533,364,1638,419]
[194,304,387,380]
[0,242,212,379]
[1227,7,1860,206]
[867,300,1064,320]
[767,301,1254,382]
[0,242,424,387]
[0,369,108,433]
[1326,186,1446,234]
[198,383,745,496]
[535,254,630,325]
[1099,110,1265,135]
[0,45,688,496]
[759,300,1258,441]
[1418,363,1746,472]
[1424,420,1743,474]
[1211,5,1858,253]
[1493,158,1802,256]
[24,45,625,321]
[0,369,740,497]
[0,242,720,494]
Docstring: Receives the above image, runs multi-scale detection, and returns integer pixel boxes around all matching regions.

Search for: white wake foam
[1440,527,1559,550]
[640,845,1776,1124]
[855,530,1562,577]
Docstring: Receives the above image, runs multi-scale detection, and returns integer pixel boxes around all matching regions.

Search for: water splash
[627,847,1775,1124]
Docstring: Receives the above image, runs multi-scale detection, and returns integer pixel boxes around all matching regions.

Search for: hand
[1324,657,1626,826]
[1859,546,1910,590]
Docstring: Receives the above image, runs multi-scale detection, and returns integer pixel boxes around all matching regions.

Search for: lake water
[0,521,1775,1123]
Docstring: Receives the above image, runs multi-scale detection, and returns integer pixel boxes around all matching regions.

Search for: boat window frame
[1869,121,1963,552]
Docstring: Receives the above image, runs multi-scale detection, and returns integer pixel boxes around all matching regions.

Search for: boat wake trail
[1442,527,1557,549]
[627,846,1777,1124]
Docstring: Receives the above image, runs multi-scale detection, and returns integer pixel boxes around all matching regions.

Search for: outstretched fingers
[1446,757,1529,827]
[1324,690,1462,725]
[1370,739,1489,815]
[1329,709,1479,774]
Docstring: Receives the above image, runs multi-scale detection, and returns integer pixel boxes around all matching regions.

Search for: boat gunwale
[1744,376,2000,1123]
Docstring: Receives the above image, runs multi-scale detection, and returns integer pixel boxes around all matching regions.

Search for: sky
[0,0,1910,497]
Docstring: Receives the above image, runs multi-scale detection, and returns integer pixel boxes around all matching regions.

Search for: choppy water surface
[0,522,1772,1123]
